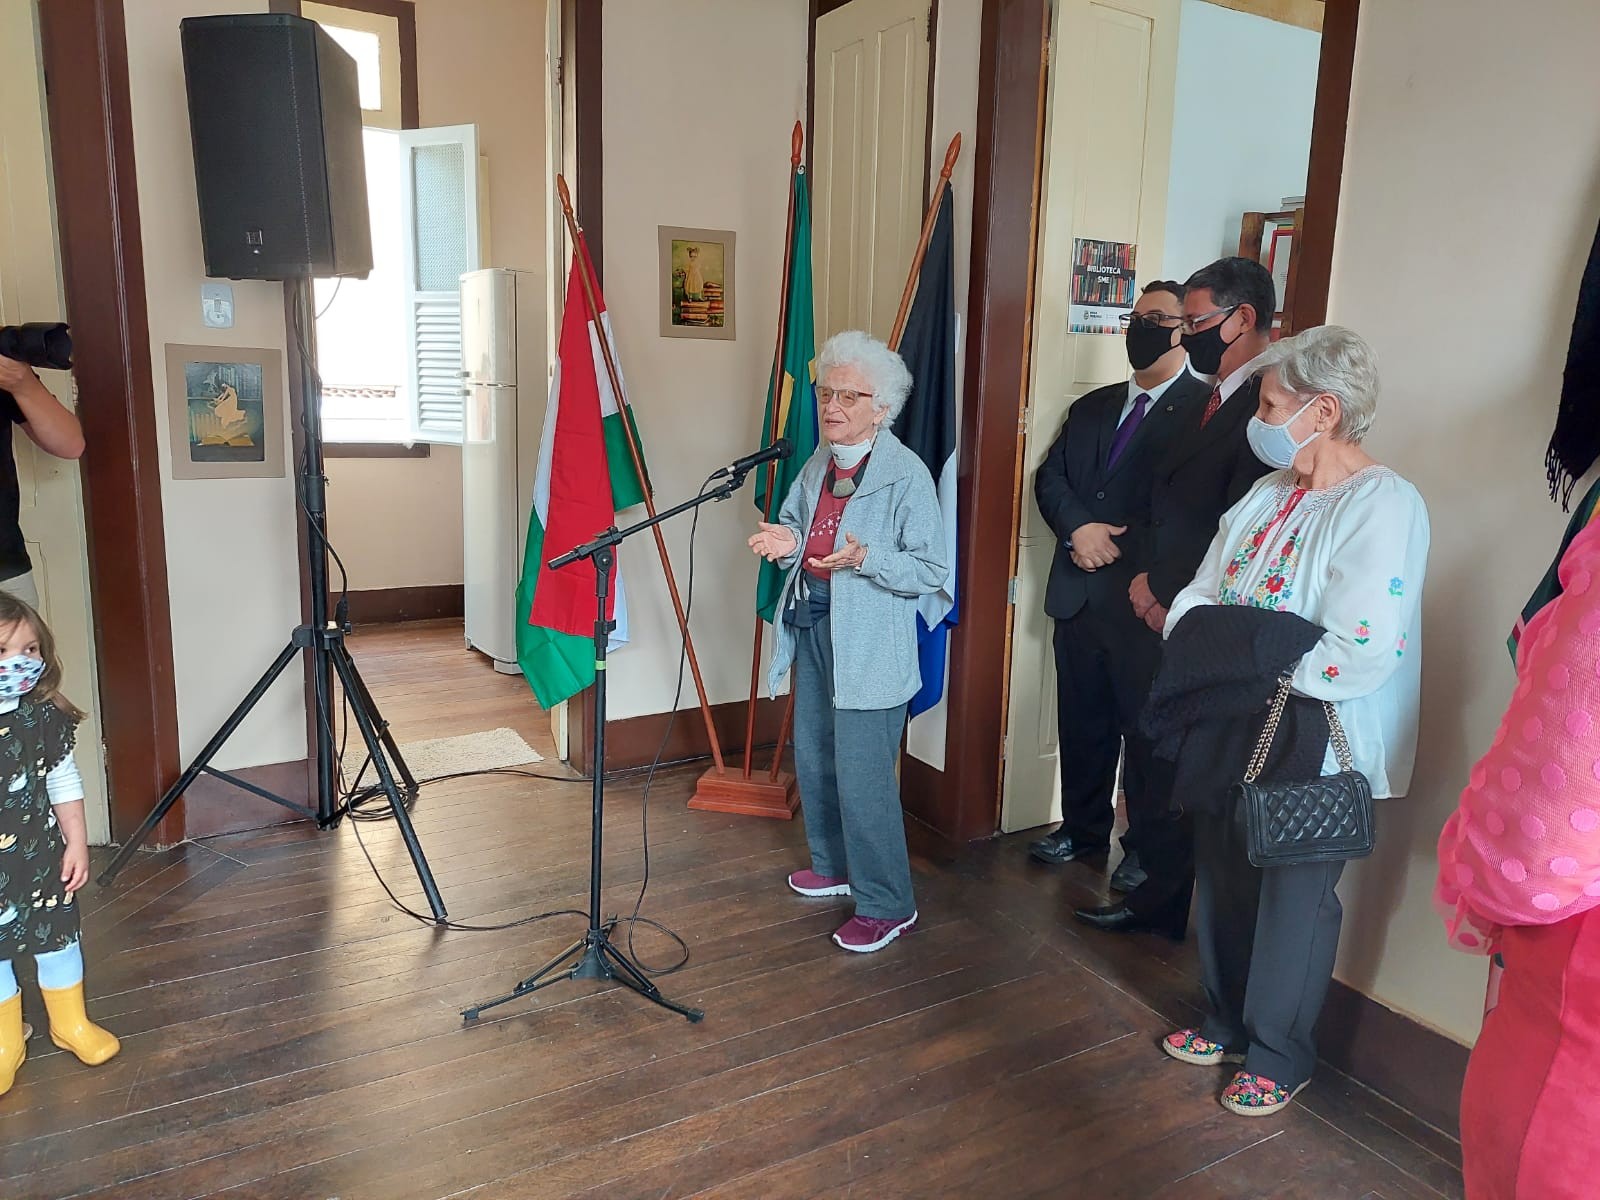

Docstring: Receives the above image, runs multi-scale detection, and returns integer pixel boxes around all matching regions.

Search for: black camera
[0,323,72,371]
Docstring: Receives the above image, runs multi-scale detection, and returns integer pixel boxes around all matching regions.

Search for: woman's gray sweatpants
[791,611,915,920]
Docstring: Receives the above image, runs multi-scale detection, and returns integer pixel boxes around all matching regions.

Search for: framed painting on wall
[659,226,735,340]
[164,343,286,480]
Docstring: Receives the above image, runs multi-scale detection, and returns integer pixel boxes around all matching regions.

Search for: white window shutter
[398,124,482,444]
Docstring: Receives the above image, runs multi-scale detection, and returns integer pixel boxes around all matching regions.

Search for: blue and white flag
[896,190,958,719]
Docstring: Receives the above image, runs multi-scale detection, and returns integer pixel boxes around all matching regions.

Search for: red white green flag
[517,240,649,708]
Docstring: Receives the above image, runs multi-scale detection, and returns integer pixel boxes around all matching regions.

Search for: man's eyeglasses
[1119,312,1183,331]
[818,387,875,408]
[1177,304,1241,335]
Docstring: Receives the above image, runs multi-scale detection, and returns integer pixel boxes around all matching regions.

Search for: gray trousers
[1195,803,1345,1090]
[791,612,915,920]
[0,572,38,608]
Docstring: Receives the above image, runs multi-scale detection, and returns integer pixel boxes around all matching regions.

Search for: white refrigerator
[461,268,546,674]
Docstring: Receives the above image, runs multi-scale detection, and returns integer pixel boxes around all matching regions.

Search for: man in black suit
[1028,281,1210,889]
[1076,255,1277,938]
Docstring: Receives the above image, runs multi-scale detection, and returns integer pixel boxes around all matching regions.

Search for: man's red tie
[1200,385,1223,428]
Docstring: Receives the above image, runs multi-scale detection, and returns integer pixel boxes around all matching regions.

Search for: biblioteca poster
[1069,238,1137,335]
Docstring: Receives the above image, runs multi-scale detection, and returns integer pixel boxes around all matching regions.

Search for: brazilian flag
[754,168,819,624]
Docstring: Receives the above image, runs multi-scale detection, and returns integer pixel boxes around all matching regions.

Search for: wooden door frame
[37,0,183,844]
[907,0,1361,842]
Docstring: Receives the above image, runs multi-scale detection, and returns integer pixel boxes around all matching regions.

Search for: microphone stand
[462,462,764,1024]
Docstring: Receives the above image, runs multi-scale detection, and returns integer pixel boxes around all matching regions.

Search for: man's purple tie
[1106,391,1149,468]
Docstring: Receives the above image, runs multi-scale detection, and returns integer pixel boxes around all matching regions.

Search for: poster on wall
[164,344,286,480]
[659,226,736,341]
[1068,238,1137,335]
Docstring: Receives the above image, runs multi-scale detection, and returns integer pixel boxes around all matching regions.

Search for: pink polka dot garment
[1437,519,1600,954]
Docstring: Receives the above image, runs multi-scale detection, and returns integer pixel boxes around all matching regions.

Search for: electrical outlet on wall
[201,282,234,329]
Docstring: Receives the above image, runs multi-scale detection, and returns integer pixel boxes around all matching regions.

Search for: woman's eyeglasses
[817,387,875,408]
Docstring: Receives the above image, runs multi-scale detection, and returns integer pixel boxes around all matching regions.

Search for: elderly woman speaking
[748,330,949,954]
[1146,326,1430,1115]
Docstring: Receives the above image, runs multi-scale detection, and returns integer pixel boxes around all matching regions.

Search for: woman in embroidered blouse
[1157,326,1431,1116]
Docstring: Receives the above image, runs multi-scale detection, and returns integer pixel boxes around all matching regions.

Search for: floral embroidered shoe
[787,870,851,898]
[832,912,917,953]
[1161,1029,1245,1066]
[1220,1071,1309,1116]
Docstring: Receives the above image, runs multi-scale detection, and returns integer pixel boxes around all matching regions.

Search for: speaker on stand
[99,15,445,919]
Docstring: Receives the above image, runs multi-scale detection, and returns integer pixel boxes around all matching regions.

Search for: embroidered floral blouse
[1165,465,1431,798]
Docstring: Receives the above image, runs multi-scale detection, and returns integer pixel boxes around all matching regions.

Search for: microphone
[716,438,792,479]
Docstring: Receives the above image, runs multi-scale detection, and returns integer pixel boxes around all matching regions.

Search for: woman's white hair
[815,330,914,425]
[1255,324,1381,443]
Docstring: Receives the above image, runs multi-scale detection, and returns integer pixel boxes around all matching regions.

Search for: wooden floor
[1,621,1464,1199]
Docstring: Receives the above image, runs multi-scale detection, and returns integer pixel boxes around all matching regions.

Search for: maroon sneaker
[787,870,851,898]
[832,912,918,952]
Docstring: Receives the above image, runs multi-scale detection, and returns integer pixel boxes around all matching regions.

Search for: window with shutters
[306,4,482,445]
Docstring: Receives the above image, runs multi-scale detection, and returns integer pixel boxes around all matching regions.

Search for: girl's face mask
[0,654,46,699]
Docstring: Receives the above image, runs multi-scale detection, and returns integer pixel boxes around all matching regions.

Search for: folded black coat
[1140,604,1329,817]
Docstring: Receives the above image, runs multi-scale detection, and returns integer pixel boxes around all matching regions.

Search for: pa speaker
[180,14,373,280]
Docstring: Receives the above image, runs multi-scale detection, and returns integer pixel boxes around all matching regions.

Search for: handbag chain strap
[1243,677,1355,784]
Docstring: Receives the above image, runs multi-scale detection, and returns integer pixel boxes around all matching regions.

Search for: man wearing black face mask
[1076,256,1275,939]
[1029,281,1211,887]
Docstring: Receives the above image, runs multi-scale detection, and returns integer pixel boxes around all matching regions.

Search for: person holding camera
[0,353,86,608]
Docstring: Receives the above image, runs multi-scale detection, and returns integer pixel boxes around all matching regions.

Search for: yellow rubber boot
[40,982,119,1066]
[1,991,25,1095]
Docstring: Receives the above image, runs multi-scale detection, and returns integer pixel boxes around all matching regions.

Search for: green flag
[754,169,819,624]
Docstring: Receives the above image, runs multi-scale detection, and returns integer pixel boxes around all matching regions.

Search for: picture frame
[659,226,736,341]
[164,343,287,480]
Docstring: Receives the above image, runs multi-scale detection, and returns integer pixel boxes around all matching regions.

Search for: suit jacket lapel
[1163,376,1248,473]
[1103,383,1189,483]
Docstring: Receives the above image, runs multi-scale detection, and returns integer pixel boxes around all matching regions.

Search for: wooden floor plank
[1,621,1463,1200]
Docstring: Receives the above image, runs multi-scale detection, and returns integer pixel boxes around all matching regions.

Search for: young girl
[0,594,118,1096]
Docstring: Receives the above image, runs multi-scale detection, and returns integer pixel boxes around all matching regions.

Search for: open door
[1000,0,1180,833]
[0,0,109,843]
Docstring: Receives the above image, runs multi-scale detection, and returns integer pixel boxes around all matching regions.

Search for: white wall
[1327,0,1600,1045]
[126,0,306,769]
[1160,0,1320,280]
[326,0,549,592]
[598,0,810,721]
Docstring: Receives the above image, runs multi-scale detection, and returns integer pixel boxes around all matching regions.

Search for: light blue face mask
[0,654,45,700]
[1247,397,1322,469]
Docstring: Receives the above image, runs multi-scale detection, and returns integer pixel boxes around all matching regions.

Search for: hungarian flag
[754,168,820,624]
[896,190,959,719]
[517,241,650,708]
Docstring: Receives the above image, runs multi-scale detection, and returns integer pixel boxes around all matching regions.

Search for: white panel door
[1001,0,1180,834]
[812,0,931,340]
[0,0,109,842]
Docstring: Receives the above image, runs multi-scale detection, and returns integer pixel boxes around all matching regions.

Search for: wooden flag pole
[764,133,962,781]
[555,174,726,774]
[741,122,804,779]
[691,123,804,819]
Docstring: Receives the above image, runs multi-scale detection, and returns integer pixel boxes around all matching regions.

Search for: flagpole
[765,132,962,781]
[737,121,804,782]
[889,134,962,348]
[555,174,727,774]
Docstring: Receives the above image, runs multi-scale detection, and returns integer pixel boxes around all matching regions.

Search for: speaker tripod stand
[98,280,446,920]
[462,468,757,1023]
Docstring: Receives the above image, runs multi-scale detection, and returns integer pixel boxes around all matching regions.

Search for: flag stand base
[690,763,798,820]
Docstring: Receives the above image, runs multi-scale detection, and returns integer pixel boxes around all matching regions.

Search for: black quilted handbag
[1235,677,1375,868]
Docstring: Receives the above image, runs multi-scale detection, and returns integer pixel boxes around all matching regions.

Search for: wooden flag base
[690,763,799,820]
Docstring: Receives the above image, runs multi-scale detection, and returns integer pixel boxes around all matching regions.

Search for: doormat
[342,726,544,787]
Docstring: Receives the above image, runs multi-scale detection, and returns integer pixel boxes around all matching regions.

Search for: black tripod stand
[462,468,757,1023]
[98,280,446,920]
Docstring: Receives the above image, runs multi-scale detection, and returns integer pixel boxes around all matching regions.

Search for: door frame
[38,0,183,845]
[906,0,1361,842]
